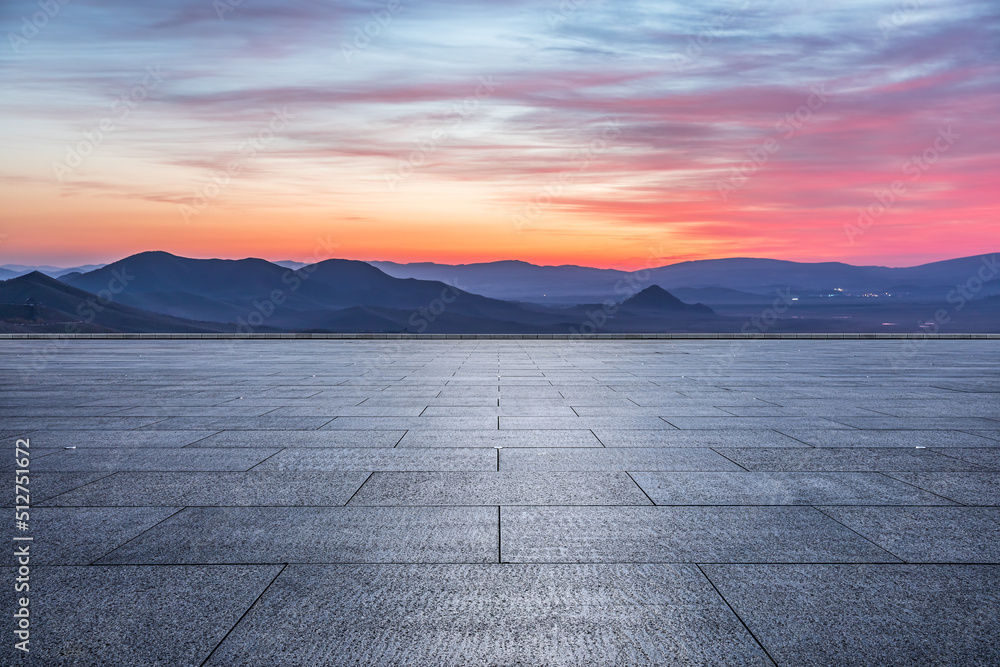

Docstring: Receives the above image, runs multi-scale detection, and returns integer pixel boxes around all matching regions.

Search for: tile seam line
[343,471,376,506]
[876,471,968,506]
[198,563,288,667]
[694,563,780,667]
[808,505,906,563]
[88,505,188,565]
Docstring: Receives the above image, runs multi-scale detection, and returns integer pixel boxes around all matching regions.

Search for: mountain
[619,285,714,315]
[60,251,588,332]
[0,263,106,278]
[370,259,628,304]
[369,254,1000,304]
[0,271,221,333]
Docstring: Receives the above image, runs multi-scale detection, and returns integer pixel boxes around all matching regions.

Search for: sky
[1,0,998,270]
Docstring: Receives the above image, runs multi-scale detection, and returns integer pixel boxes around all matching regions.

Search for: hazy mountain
[1,263,106,278]
[619,285,715,315]
[370,254,1000,304]
[60,251,590,332]
[0,271,221,333]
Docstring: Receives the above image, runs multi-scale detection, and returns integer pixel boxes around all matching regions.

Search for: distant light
[791,298,798,301]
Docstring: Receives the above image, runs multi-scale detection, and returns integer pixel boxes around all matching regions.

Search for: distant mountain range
[0,251,997,333]
[371,255,1000,304]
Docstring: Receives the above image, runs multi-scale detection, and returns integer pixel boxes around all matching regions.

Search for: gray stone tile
[206,564,774,666]
[828,417,1000,430]
[190,429,405,447]
[257,448,496,471]
[30,472,117,503]
[500,416,677,429]
[884,472,1000,505]
[664,417,853,430]
[1,507,180,565]
[501,506,895,563]
[500,448,743,472]
[716,447,987,471]
[2,417,167,430]
[778,429,998,447]
[818,506,1000,563]
[701,564,1000,666]
[42,471,369,506]
[572,406,734,416]
[630,472,956,505]
[323,416,498,430]
[266,405,428,417]
[30,447,280,472]
[143,416,333,430]
[593,429,806,448]
[22,430,220,448]
[1,565,281,666]
[422,405,580,417]
[98,506,497,564]
[349,472,652,506]
[933,448,1000,470]
[398,429,603,448]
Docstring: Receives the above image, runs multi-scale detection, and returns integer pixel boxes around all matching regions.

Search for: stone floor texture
[2,339,999,665]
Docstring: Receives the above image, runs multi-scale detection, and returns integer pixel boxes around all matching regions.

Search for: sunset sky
[1,0,998,269]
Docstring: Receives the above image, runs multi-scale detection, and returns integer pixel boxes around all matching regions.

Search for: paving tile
[883,472,1000,505]
[826,417,1000,430]
[715,447,987,471]
[500,448,743,472]
[501,506,895,563]
[143,416,333,430]
[818,506,1000,563]
[593,429,805,448]
[22,430,220,448]
[629,472,956,505]
[933,448,1000,470]
[397,429,603,448]
[500,416,677,430]
[0,565,281,666]
[778,429,998,447]
[42,471,369,507]
[30,447,280,472]
[664,417,854,430]
[701,564,1000,666]
[190,429,405,447]
[206,564,774,666]
[348,472,652,506]
[257,448,496,471]
[323,416,498,430]
[98,506,497,564]
[0,507,180,565]
[30,472,117,503]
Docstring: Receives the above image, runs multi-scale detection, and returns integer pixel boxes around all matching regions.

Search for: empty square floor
[3,339,999,666]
